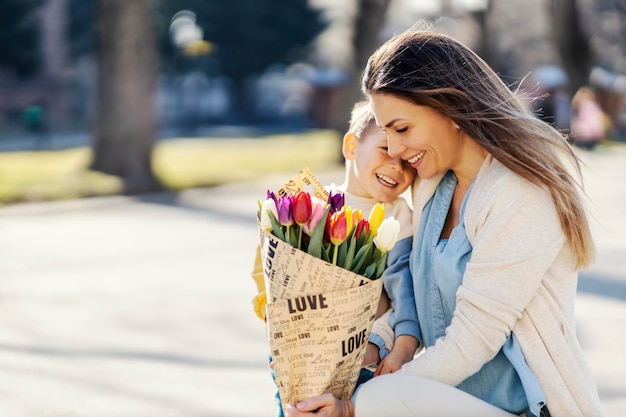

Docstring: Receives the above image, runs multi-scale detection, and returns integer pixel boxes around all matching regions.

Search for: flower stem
[298,227,302,250]
[332,245,338,265]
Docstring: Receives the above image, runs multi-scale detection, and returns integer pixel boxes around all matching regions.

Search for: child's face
[344,126,415,202]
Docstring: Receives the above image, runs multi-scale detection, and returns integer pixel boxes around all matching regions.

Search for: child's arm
[367,234,422,369]
[364,309,394,367]
[379,236,421,372]
[251,245,267,321]
[384,236,420,338]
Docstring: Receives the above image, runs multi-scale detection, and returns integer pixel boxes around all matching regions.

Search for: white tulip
[260,198,278,231]
[373,217,400,252]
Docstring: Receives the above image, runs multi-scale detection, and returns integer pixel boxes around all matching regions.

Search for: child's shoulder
[384,197,412,229]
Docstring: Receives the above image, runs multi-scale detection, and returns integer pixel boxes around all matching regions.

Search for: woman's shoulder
[473,156,545,198]
[467,156,555,219]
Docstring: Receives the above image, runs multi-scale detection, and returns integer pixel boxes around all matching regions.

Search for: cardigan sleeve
[398,164,569,386]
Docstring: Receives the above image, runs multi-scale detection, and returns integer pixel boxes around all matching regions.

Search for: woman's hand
[284,393,355,417]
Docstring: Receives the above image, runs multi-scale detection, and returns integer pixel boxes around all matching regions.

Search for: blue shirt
[412,171,545,417]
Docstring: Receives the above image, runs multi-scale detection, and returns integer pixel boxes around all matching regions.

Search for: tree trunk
[332,0,391,135]
[548,0,593,96]
[91,0,160,194]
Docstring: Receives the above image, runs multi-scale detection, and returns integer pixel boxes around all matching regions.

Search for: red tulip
[328,211,349,246]
[354,218,370,241]
[293,191,312,226]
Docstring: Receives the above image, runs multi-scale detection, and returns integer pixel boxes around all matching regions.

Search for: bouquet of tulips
[257,168,400,413]
[259,189,400,280]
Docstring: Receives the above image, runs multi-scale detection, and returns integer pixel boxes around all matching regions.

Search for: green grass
[0,129,343,206]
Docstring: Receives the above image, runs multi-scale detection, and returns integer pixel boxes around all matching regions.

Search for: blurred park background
[0,0,625,206]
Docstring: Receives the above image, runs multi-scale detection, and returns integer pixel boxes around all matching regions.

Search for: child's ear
[342,132,357,161]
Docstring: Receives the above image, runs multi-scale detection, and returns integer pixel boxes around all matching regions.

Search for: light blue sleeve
[367,332,391,360]
[382,236,421,340]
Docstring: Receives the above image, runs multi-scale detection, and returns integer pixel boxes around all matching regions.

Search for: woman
[286,30,603,417]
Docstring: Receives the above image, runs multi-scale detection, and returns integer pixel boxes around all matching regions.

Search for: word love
[287,294,329,314]
[341,328,367,357]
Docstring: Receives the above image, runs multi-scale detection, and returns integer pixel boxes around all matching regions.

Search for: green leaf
[364,263,376,279]
[344,236,357,270]
[322,243,332,262]
[337,240,348,267]
[287,225,299,248]
[351,243,373,275]
[374,251,389,279]
[268,210,285,241]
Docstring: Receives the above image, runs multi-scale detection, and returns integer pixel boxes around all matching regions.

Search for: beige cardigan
[397,155,603,417]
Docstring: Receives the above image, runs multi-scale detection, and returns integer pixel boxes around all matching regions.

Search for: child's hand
[374,335,418,376]
[361,343,380,368]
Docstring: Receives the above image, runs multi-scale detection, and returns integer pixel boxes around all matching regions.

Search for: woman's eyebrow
[384,119,400,128]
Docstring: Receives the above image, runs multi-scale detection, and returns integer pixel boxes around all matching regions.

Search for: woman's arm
[399,178,566,385]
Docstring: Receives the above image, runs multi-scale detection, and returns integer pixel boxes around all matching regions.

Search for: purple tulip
[266,190,278,204]
[327,191,344,213]
[276,195,294,226]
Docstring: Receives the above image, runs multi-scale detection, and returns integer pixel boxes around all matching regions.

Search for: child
[251,100,419,416]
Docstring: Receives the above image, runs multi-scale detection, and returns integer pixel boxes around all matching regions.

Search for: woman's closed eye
[395,126,408,133]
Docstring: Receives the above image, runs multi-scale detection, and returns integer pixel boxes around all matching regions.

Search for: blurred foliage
[0,0,44,77]
[67,0,327,83]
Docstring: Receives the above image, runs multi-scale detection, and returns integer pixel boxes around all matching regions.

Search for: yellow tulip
[344,205,354,236]
[368,203,385,237]
[352,208,363,225]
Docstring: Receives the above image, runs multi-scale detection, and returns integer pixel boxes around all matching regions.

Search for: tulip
[373,217,400,252]
[354,218,370,241]
[292,191,312,249]
[352,208,363,226]
[368,203,385,237]
[343,205,354,237]
[328,210,352,265]
[327,191,344,213]
[305,202,330,259]
[328,210,349,246]
[302,198,327,236]
[276,195,294,226]
[266,190,278,204]
[293,191,312,226]
[260,198,278,232]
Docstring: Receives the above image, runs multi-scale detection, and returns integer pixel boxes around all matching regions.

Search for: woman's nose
[387,135,404,158]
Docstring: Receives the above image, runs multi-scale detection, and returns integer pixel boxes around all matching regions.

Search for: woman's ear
[342,132,357,161]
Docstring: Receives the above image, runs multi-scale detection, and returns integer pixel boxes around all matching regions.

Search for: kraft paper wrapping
[262,232,383,411]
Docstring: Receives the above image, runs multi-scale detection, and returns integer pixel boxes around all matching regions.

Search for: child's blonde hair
[348,100,377,140]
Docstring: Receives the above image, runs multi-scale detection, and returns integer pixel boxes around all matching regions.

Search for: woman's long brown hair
[363,30,595,269]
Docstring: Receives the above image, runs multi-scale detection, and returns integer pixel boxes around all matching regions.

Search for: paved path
[0,145,624,416]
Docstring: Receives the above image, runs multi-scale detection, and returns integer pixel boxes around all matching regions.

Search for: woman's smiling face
[370,93,465,180]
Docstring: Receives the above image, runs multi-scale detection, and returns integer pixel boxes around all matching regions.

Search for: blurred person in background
[570,86,608,150]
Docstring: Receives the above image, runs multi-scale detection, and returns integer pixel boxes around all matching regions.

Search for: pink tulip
[302,198,326,236]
